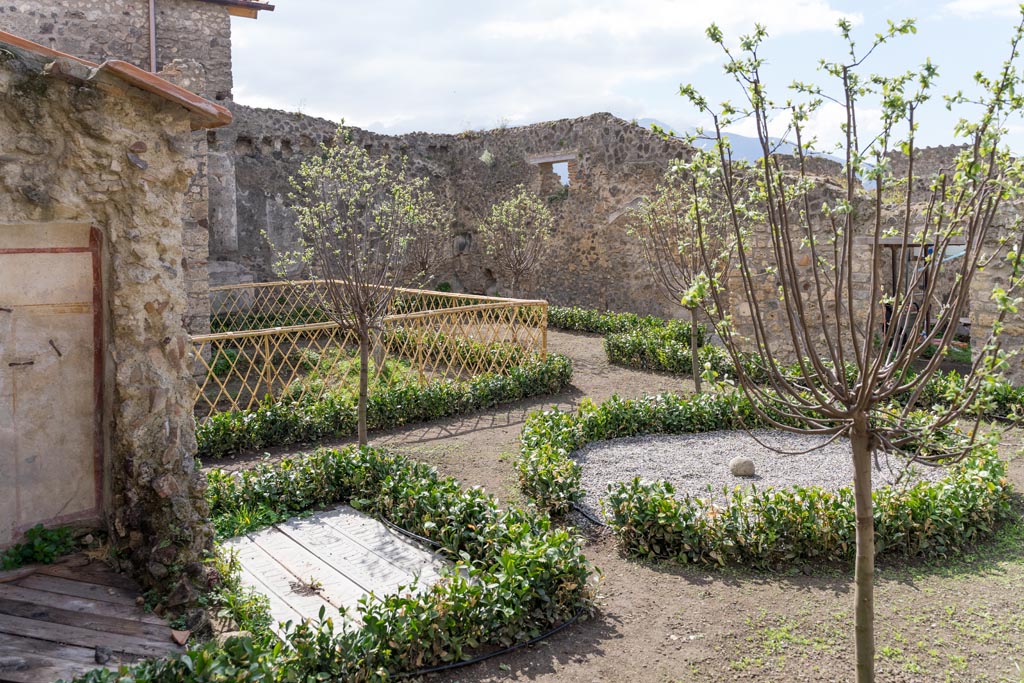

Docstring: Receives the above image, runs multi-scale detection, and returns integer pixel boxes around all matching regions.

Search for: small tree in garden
[680,19,1024,683]
[478,184,554,298]
[278,126,442,446]
[402,193,455,288]
[629,173,735,393]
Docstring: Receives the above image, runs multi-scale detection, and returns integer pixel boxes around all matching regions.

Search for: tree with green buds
[681,17,1024,683]
[276,125,445,446]
[478,184,554,298]
[628,164,738,393]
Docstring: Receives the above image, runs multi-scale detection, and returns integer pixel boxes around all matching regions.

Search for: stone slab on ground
[223,505,449,635]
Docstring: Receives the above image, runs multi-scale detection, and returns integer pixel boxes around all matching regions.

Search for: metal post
[148,0,158,73]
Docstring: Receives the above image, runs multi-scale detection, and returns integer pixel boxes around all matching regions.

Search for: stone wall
[0,0,233,101]
[210,107,695,316]
[0,39,216,603]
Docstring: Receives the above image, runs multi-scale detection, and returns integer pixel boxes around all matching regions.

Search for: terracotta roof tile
[0,30,232,130]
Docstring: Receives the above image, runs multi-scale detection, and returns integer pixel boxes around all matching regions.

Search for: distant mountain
[635,118,843,165]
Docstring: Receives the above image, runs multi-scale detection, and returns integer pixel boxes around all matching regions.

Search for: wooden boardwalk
[0,556,183,683]
[223,505,449,634]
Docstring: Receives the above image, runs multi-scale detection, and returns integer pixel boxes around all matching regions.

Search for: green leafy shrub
[197,353,573,458]
[74,447,596,682]
[1,524,75,569]
[517,392,1014,566]
[211,304,330,333]
[548,305,704,341]
[605,449,1012,567]
[604,323,1023,421]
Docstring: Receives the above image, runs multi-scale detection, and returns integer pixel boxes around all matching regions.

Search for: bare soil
[208,329,1024,683]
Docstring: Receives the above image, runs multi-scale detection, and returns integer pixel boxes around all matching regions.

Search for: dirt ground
[210,329,1024,683]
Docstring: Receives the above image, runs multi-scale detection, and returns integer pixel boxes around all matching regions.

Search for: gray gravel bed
[574,429,945,518]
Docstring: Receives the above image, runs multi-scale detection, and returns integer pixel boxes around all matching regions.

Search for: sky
[231,0,1024,151]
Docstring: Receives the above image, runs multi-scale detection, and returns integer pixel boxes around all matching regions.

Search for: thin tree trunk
[851,420,875,683]
[689,308,702,394]
[358,329,369,447]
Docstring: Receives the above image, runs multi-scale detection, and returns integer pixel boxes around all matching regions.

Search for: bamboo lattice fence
[191,281,548,420]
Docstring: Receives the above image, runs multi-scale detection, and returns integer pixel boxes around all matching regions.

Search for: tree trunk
[851,419,875,683]
[358,329,369,447]
[689,308,702,394]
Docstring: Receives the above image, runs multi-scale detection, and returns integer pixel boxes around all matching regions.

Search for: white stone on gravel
[729,456,755,477]
[574,429,945,518]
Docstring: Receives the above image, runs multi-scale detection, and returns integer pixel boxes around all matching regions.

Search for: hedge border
[75,446,596,682]
[516,392,1015,568]
[196,353,573,458]
[600,315,1023,420]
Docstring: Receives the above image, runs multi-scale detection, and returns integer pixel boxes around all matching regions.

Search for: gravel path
[574,429,946,516]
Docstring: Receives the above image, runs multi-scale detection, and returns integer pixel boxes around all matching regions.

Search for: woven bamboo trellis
[192,281,548,420]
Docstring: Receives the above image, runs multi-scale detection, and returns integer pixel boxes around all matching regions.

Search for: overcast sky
[231,0,1024,150]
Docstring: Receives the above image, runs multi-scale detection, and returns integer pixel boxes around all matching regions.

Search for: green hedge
[548,305,704,341]
[604,328,732,376]
[197,353,573,458]
[516,392,1015,567]
[604,323,1024,421]
[607,451,1011,567]
[75,446,595,682]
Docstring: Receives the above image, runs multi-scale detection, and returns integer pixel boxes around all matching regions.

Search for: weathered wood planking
[0,556,182,683]
[225,504,449,636]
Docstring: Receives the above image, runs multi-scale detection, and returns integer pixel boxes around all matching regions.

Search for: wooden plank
[37,562,140,593]
[0,635,115,683]
[245,528,367,608]
[226,505,450,634]
[13,574,139,606]
[236,565,306,636]
[274,519,416,593]
[0,613,179,658]
[224,538,338,634]
[0,584,166,626]
[303,508,447,583]
[0,596,172,641]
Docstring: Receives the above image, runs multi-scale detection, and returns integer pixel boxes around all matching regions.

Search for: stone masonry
[0,32,230,601]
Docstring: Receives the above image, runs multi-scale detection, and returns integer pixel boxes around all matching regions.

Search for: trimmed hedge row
[604,328,735,376]
[604,324,1024,421]
[516,392,1015,567]
[197,353,573,458]
[548,305,705,342]
[75,446,595,682]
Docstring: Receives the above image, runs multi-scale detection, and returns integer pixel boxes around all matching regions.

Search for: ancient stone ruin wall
[209,107,695,316]
[0,42,213,602]
[0,0,234,101]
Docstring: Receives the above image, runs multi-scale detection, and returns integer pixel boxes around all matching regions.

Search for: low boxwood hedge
[604,323,1023,421]
[75,446,596,683]
[197,353,573,458]
[548,305,704,341]
[516,392,1015,568]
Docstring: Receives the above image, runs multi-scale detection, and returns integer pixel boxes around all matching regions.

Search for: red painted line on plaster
[90,227,104,516]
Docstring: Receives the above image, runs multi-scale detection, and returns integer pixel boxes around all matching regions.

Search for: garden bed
[573,429,944,517]
[518,392,1015,568]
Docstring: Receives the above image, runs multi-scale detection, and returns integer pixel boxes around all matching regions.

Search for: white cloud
[943,0,1021,17]
[229,0,859,135]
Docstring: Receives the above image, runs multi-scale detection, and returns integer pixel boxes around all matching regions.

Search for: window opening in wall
[552,161,570,186]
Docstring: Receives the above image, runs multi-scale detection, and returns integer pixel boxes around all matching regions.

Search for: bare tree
[682,19,1024,682]
[478,184,554,298]
[629,172,735,393]
[278,126,442,446]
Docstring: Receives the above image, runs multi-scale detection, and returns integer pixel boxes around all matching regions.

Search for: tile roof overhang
[0,30,232,130]
[193,0,275,19]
